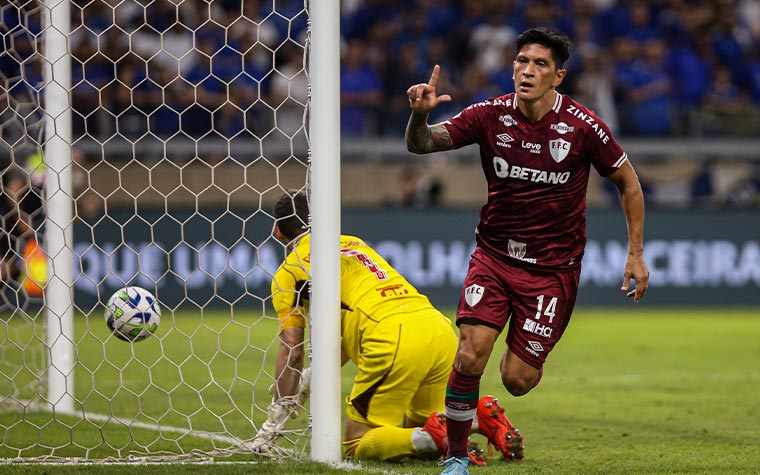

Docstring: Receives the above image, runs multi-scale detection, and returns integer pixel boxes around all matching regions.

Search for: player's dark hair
[273,189,310,242]
[515,27,572,69]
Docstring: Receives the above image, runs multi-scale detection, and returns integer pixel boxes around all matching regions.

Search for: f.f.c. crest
[549,138,571,163]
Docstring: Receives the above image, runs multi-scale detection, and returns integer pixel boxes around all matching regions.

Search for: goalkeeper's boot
[438,456,470,475]
[422,412,449,455]
[476,395,524,461]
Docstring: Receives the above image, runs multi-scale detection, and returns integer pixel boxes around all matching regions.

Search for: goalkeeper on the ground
[253,190,522,463]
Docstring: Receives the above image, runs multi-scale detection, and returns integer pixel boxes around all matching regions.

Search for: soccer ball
[104,286,161,342]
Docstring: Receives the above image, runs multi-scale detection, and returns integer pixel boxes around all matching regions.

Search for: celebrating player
[405,27,650,475]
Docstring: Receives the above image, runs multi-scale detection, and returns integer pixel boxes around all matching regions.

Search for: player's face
[513,44,566,103]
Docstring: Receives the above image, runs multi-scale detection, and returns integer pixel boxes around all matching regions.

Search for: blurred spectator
[269,43,308,141]
[611,36,641,131]
[488,45,516,94]
[573,51,619,134]
[520,0,563,31]
[228,0,281,50]
[564,15,600,76]
[702,65,749,115]
[176,37,224,138]
[383,165,443,209]
[698,65,760,136]
[419,0,460,38]
[620,0,660,44]
[341,0,400,41]
[467,1,517,75]
[448,0,487,66]
[340,39,382,137]
[666,33,715,135]
[460,65,497,104]
[617,38,675,136]
[738,0,760,39]
[107,57,150,139]
[708,2,755,84]
[379,43,426,137]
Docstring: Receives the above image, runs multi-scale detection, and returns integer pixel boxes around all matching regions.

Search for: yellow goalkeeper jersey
[271,233,439,359]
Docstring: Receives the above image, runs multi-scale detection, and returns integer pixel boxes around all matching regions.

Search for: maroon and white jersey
[444,92,628,270]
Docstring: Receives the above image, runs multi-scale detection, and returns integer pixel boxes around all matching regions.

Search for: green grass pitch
[1,307,759,474]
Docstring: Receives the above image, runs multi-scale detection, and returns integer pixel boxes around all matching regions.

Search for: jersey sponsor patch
[464,284,484,307]
[550,121,574,134]
[522,319,553,337]
[499,114,518,127]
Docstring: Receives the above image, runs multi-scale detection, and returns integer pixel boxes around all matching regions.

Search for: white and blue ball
[105,286,161,342]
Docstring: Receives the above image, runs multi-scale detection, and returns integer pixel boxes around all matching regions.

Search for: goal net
[0,0,317,462]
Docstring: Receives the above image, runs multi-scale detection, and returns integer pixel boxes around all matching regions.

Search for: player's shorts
[456,246,581,369]
[345,307,458,427]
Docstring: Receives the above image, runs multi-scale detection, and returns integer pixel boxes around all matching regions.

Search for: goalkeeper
[256,190,520,462]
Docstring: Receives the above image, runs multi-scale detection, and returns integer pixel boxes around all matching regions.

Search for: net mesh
[0,0,312,462]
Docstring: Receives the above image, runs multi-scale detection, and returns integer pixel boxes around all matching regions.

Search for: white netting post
[42,0,75,416]
[308,0,342,463]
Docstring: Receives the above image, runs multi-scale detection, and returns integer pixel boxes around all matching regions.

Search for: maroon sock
[444,367,481,458]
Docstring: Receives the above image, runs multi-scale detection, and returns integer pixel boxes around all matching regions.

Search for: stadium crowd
[1,0,760,141]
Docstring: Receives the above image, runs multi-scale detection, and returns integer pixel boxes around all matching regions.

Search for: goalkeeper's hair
[274,189,310,242]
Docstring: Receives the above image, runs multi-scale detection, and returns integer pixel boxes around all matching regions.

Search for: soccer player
[254,190,461,461]
[405,27,650,475]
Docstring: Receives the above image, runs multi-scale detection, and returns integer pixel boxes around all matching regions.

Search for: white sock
[410,427,438,453]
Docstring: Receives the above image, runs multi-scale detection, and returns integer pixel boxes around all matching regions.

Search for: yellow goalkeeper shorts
[345,308,457,427]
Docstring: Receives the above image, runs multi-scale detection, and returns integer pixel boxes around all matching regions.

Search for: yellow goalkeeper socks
[352,426,418,461]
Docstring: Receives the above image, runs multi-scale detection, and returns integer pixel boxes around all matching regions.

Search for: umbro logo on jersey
[496,133,514,148]
[464,284,484,307]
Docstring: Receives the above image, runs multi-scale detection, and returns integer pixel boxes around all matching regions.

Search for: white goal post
[0,0,341,463]
[307,0,342,464]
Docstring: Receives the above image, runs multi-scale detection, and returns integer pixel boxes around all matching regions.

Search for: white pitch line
[5,400,304,461]
[8,399,246,446]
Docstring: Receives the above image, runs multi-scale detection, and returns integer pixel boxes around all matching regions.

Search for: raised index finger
[428,64,441,89]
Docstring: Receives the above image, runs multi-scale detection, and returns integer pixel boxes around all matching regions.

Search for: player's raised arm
[405,65,454,154]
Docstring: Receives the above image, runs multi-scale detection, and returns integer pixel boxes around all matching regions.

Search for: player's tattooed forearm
[431,125,453,150]
[407,122,452,153]
[407,126,432,153]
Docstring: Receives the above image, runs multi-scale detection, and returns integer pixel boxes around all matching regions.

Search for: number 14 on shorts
[534,295,557,323]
